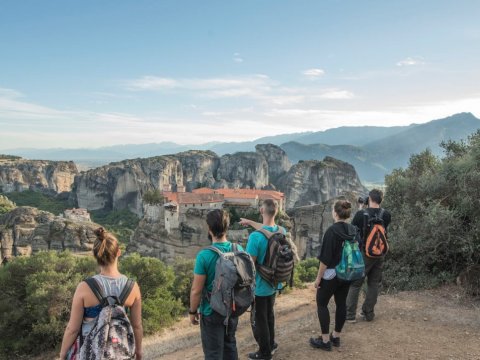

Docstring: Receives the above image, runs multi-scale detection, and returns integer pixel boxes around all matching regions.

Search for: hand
[239,218,252,227]
[190,312,200,325]
[314,277,321,289]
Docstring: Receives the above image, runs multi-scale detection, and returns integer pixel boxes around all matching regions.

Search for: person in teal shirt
[241,199,284,360]
[189,209,242,360]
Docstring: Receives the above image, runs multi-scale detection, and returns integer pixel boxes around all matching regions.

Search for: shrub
[170,257,195,309]
[142,189,163,205]
[295,258,320,285]
[1,190,71,215]
[0,195,15,214]
[0,251,184,358]
[90,209,140,244]
[383,132,480,292]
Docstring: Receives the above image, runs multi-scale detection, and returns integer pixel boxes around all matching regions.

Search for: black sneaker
[271,342,278,355]
[248,351,272,360]
[361,310,375,322]
[309,337,332,351]
[330,333,340,347]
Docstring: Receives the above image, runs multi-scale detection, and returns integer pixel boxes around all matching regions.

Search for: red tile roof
[192,188,284,201]
[163,191,224,204]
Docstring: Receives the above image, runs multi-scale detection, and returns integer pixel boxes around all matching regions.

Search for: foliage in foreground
[0,252,187,358]
[383,131,480,292]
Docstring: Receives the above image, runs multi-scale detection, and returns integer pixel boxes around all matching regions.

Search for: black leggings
[316,277,350,334]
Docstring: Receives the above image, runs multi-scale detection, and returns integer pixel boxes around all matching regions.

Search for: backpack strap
[84,277,106,304]
[378,208,385,221]
[256,228,274,240]
[119,278,135,306]
[207,245,225,257]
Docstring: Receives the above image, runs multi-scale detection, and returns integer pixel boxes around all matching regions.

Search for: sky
[1,0,480,149]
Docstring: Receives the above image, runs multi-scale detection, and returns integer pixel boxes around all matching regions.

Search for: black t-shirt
[317,222,357,269]
[352,207,391,240]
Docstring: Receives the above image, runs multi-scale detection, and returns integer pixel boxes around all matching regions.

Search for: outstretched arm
[239,218,262,230]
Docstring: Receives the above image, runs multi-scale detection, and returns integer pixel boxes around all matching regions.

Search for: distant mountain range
[3,112,479,182]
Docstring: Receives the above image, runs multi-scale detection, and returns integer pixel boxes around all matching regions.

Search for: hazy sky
[1,0,479,149]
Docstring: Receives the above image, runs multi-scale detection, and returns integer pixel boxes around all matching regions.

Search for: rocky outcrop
[255,144,291,184]
[216,152,269,189]
[0,157,78,194]
[175,151,219,191]
[73,146,367,217]
[278,157,367,209]
[287,193,360,259]
[74,156,184,216]
[0,206,99,259]
[127,204,212,263]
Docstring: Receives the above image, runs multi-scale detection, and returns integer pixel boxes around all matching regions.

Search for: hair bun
[94,227,106,240]
[342,201,352,209]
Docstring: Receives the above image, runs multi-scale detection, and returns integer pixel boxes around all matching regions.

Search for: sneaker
[248,351,272,360]
[330,333,340,347]
[346,317,357,324]
[309,337,332,351]
[361,310,374,322]
[271,342,278,355]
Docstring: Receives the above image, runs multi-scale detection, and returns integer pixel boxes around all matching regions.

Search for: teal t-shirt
[193,241,244,316]
[246,225,285,297]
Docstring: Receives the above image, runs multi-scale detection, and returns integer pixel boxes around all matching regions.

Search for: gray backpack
[206,243,255,324]
[79,277,136,360]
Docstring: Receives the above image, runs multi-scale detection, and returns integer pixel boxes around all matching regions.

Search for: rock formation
[216,152,269,189]
[0,206,99,259]
[0,157,78,194]
[255,144,291,184]
[127,203,212,263]
[278,157,367,209]
[287,192,360,259]
[175,150,219,191]
[74,156,184,216]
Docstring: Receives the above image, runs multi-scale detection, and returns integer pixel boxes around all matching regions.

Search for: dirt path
[143,285,480,360]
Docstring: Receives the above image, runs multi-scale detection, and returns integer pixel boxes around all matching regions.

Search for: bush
[142,189,163,205]
[0,251,185,358]
[1,190,71,215]
[0,195,15,214]
[383,132,480,292]
[170,257,195,309]
[295,258,320,286]
[0,252,97,358]
[91,209,140,244]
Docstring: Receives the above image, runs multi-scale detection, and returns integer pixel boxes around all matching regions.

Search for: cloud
[302,68,325,79]
[233,53,244,63]
[396,56,426,67]
[318,89,355,100]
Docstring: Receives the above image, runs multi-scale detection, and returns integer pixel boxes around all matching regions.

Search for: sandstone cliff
[175,150,219,191]
[216,152,269,189]
[278,156,367,209]
[0,206,99,259]
[127,204,212,263]
[255,144,291,184]
[0,157,78,194]
[74,156,184,216]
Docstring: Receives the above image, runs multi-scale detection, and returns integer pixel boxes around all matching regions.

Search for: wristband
[189,309,198,315]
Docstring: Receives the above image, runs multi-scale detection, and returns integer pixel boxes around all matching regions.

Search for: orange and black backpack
[363,209,389,258]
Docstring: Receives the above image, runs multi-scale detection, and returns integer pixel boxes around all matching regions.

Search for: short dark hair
[261,199,278,217]
[334,200,352,220]
[206,209,230,238]
[369,189,383,204]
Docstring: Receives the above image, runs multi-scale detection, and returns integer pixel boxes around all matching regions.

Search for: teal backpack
[336,236,365,281]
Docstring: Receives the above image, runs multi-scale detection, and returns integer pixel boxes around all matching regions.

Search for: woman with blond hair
[59,227,143,359]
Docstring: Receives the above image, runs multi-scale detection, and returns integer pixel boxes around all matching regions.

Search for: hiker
[310,200,357,351]
[243,199,291,360]
[190,209,254,360]
[59,227,143,360]
[346,189,391,322]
